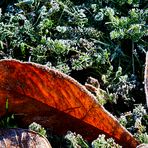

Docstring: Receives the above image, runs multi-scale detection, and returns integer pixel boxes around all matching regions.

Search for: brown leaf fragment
[137,144,148,148]
[0,128,52,148]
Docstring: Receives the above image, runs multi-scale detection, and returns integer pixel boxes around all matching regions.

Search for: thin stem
[132,41,135,74]
[144,52,148,108]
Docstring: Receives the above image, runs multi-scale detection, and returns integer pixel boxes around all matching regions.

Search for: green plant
[118,104,148,143]
[0,97,17,128]
[0,0,147,139]
[0,114,17,128]
[64,132,122,148]
[64,131,89,148]
[92,134,122,148]
[29,122,47,137]
[101,66,137,106]
[134,133,148,144]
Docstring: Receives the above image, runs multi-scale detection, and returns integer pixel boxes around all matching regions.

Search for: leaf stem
[132,41,135,74]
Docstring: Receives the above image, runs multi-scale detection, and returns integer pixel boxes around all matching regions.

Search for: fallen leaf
[0,59,139,147]
[0,128,52,148]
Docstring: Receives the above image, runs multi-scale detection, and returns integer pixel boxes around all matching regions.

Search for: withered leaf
[0,59,139,147]
[0,128,52,148]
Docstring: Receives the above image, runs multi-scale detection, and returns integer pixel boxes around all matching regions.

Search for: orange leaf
[0,59,139,147]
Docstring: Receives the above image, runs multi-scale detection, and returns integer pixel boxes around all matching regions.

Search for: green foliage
[118,104,148,143]
[29,122,47,137]
[0,0,147,108]
[0,114,17,128]
[0,0,147,144]
[64,132,122,148]
[108,8,147,42]
[134,133,148,144]
[64,131,89,148]
[0,97,17,128]
[92,134,122,148]
[102,66,136,105]
[65,131,121,148]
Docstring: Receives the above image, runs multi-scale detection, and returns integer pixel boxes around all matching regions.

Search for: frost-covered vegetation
[0,0,147,147]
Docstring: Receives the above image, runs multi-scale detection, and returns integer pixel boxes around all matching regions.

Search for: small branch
[144,52,148,108]
[132,41,135,74]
